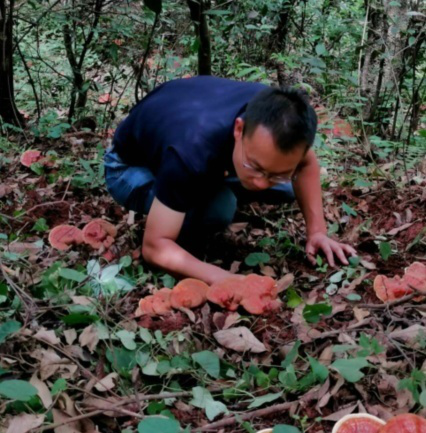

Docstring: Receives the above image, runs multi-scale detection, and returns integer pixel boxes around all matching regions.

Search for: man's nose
[252,177,271,190]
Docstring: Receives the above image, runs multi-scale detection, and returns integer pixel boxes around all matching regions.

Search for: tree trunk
[0,0,23,126]
[187,0,211,75]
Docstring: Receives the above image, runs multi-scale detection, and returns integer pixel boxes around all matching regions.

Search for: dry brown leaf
[8,242,42,257]
[228,222,248,233]
[223,312,241,330]
[276,273,294,293]
[360,259,376,270]
[94,372,118,392]
[30,374,53,409]
[322,402,359,421]
[389,324,426,347]
[34,328,60,345]
[64,329,77,345]
[213,326,267,353]
[81,396,132,417]
[0,183,12,198]
[353,307,370,322]
[78,325,99,353]
[52,409,82,433]
[387,222,414,236]
[260,265,276,277]
[31,349,78,380]
[6,414,44,433]
[71,296,95,306]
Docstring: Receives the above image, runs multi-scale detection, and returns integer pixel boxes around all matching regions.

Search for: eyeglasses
[241,141,298,184]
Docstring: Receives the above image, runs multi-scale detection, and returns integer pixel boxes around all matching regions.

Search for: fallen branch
[193,401,297,432]
[37,391,193,432]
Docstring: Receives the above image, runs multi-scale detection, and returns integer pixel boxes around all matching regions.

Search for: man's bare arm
[292,149,357,266]
[142,198,233,285]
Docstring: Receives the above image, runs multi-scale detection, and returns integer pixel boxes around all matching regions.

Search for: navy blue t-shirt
[113,76,267,212]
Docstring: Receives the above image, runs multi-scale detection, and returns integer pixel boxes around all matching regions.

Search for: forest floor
[0,125,425,433]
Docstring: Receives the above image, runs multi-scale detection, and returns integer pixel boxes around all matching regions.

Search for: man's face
[232,117,306,191]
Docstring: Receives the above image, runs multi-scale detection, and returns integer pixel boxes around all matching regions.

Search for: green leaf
[58,268,87,283]
[248,391,282,409]
[138,417,180,433]
[286,287,303,308]
[205,399,228,420]
[303,303,332,323]
[346,293,362,301]
[0,380,38,401]
[281,341,301,369]
[0,320,21,343]
[116,330,137,351]
[161,274,176,288]
[51,378,67,395]
[32,218,49,233]
[379,241,392,260]
[244,252,270,267]
[192,350,220,379]
[308,356,329,382]
[331,357,371,382]
[190,387,228,421]
[139,328,153,344]
[342,202,357,217]
[273,425,302,433]
[329,271,344,283]
[348,256,360,267]
[315,43,328,56]
[143,0,162,14]
[61,313,99,325]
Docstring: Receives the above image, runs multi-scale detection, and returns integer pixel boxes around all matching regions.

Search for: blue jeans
[104,148,295,236]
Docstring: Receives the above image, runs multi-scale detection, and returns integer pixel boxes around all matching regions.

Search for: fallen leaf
[322,401,359,421]
[94,373,118,392]
[78,325,99,353]
[6,414,44,433]
[34,328,60,345]
[71,296,95,306]
[0,184,12,198]
[223,312,241,330]
[260,265,276,277]
[387,222,414,236]
[64,329,77,345]
[360,259,376,270]
[389,324,426,346]
[353,307,370,322]
[213,326,267,353]
[30,374,53,409]
[276,273,294,293]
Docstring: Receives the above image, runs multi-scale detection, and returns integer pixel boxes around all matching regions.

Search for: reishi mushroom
[207,274,279,315]
[404,262,426,292]
[20,150,43,167]
[170,278,209,309]
[207,276,245,311]
[82,218,117,249]
[373,262,426,302]
[332,414,386,433]
[152,288,173,315]
[378,414,426,433]
[48,225,84,251]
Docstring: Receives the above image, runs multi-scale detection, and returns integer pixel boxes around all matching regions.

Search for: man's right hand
[142,198,235,285]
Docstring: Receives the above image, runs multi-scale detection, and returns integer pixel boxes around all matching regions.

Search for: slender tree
[0,0,23,126]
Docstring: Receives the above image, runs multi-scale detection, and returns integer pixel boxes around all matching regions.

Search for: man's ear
[233,117,244,141]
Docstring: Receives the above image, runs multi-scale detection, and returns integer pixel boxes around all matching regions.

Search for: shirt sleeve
[153,148,203,213]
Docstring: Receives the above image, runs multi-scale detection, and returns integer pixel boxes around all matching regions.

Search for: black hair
[243,87,318,153]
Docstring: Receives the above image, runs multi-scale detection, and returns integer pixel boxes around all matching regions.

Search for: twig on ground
[193,401,297,432]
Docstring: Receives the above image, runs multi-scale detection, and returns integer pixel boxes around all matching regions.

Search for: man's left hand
[306,232,357,267]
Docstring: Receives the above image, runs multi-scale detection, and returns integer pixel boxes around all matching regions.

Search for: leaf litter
[0,131,425,432]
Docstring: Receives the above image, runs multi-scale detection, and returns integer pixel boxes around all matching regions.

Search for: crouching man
[105,76,356,284]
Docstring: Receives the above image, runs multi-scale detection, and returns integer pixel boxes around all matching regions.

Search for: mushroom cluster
[135,274,282,317]
[135,279,209,316]
[373,262,426,302]
[332,413,426,433]
[49,219,117,257]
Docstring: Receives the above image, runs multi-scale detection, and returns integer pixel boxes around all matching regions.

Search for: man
[105,76,356,285]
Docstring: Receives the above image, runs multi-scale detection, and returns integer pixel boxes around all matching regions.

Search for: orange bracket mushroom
[332,414,386,433]
[378,414,426,433]
[207,274,281,315]
[20,150,43,167]
[49,225,84,251]
[82,219,117,249]
[373,262,426,302]
[170,278,209,310]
